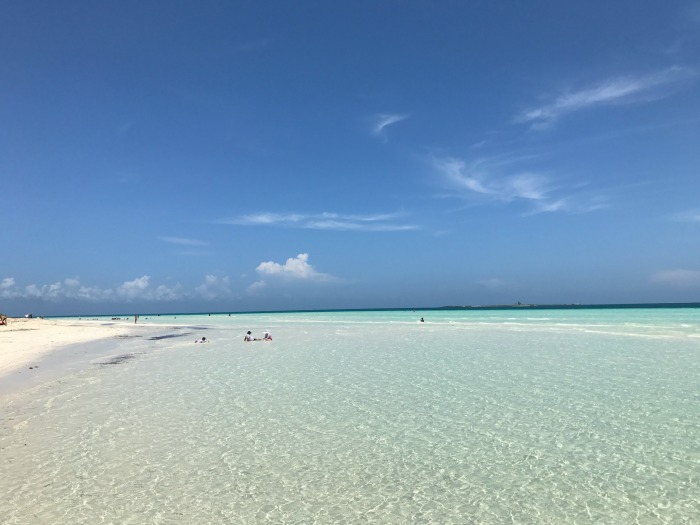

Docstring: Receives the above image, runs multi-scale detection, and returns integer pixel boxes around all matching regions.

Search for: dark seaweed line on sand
[99,354,139,366]
[98,331,198,366]
[113,332,194,341]
[148,332,193,341]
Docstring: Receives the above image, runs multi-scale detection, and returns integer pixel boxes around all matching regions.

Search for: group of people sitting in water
[244,330,272,341]
[193,329,272,344]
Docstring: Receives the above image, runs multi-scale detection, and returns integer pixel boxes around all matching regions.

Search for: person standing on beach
[134,314,139,324]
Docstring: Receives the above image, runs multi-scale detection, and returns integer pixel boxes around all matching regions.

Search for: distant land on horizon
[435,302,700,311]
[39,301,700,319]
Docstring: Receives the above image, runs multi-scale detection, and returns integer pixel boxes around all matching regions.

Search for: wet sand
[0,317,156,394]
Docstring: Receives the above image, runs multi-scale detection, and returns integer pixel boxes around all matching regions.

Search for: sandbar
[0,317,152,394]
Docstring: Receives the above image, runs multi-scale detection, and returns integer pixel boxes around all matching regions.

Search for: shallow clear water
[1,309,699,524]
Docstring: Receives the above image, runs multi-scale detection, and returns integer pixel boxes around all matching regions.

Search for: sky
[2,1,700,316]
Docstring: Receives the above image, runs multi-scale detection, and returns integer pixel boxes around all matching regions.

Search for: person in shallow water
[243,331,256,341]
[195,337,207,343]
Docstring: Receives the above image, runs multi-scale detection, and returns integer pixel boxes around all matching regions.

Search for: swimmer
[195,337,208,343]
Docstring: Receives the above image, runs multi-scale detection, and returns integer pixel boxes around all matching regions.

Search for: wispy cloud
[372,113,409,138]
[436,157,557,207]
[689,3,700,23]
[670,209,700,222]
[516,67,694,129]
[159,236,208,246]
[650,269,700,287]
[217,211,418,231]
[476,278,508,290]
[433,156,608,215]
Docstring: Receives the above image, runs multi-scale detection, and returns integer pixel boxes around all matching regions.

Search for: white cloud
[246,280,267,295]
[256,253,334,281]
[75,285,114,302]
[218,211,418,231]
[372,113,409,138]
[23,284,43,298]
[1,277,115,302]
[195,275,233,300]
[115,276,184,301]
[0,277,18,299]
[249,254,338,295]
[517,67,693,129]
[118,276,151,299]
[0,278,21,299]
[154,284,184,301]
[650,269,700,287]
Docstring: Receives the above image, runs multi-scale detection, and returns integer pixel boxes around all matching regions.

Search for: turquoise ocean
[1,307,699,524]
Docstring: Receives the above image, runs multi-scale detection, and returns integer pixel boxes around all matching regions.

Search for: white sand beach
[0,317,142,383]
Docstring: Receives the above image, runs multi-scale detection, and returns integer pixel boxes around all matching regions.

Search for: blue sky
[2,1,700,315]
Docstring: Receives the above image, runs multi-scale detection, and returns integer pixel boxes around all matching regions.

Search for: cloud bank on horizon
[4,257,698,309]
[1,253,339,307]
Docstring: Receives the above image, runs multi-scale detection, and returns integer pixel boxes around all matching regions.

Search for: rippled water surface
[1,309,699,523]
